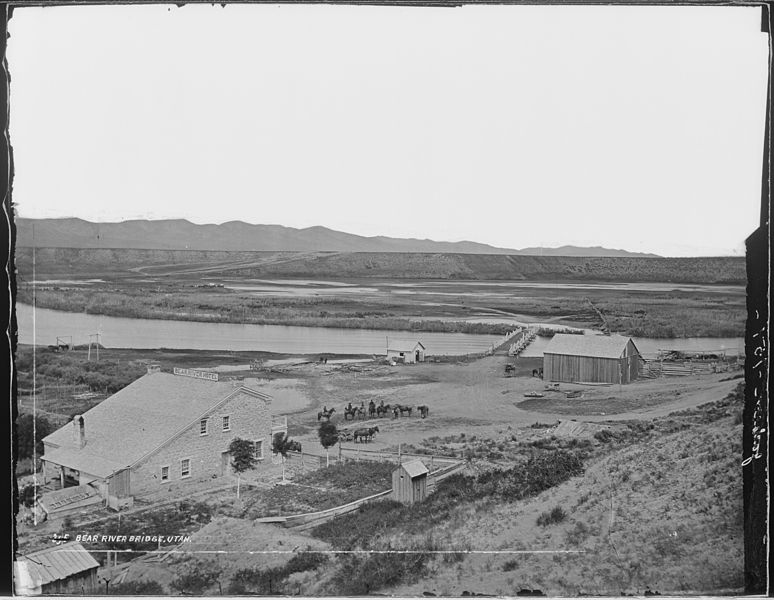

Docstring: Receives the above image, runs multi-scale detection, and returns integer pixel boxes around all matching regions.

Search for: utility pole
[88,333,101,362]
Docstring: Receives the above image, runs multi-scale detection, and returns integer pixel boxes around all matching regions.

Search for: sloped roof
[43,372,271,475]
[399,459,429,478]
[38,484,101,514]
[17,542,99,587]
[543,334,638,359]
[387,339,425,352]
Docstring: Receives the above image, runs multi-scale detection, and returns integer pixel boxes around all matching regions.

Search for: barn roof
[399,459,429,478]
[17,542,99,587]
[543,334,639,359]
[387,339,425,352]
[42,372,272,476]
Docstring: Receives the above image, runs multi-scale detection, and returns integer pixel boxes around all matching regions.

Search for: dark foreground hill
[15,247,745,284]
[15,217,658,257]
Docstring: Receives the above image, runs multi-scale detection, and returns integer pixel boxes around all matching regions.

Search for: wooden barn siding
[41,568,99,595]
[624,340,640,381]
[544,354,625,384]
[108,468,131,498]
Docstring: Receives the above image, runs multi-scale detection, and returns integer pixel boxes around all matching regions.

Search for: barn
[387,339,426,364]
[392,459,429,504]
[40,367,286,508]
[14,542,100,595]
[542,334,641,384]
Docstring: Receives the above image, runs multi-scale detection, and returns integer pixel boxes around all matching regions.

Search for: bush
[227,551,328,594]
[16,414,54,460]
[171,560,221,595]
[536,506,567,527]
[109,580,164,595]
[502,558,519,571]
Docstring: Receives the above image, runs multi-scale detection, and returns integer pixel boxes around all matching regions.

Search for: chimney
[72,415,86,449]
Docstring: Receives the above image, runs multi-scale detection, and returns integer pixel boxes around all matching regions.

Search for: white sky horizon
[7,3,769,258]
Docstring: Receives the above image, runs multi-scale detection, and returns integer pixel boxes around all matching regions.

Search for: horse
[376,404,392,418]
[353,426,379,443]
[368,402,376,418]
[356,406,367,419]
[417,405,429,419]
[343,406,358,421]
[317,407,336,421]
[396,404,413,417]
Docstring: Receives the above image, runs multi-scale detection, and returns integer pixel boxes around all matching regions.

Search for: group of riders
[321,400,427,420]
[320,400,392,419]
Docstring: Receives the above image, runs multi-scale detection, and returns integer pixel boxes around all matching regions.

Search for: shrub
[502,559,519,571]
[536,506,567,527]
[109,580,164,595]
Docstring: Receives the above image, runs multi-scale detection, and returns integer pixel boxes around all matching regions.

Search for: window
[181,458,191,478]
[200,419,208,435]
[160,466,169,481]
[222,415,230,432]
[254,440,264,460]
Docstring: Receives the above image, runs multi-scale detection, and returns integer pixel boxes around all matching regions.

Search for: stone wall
[130,390,272,498]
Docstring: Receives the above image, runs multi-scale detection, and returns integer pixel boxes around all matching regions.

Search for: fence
[254,459,465,531]
[282,447,459,473]
[640,358,738,378]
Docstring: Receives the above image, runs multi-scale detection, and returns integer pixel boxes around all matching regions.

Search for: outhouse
[392,459,429,504]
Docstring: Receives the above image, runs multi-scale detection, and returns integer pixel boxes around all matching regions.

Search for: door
[412,477,423,501]
[221,451,230,475]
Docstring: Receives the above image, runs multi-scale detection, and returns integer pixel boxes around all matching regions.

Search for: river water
[15,304,503,356]
[15,304,743,359]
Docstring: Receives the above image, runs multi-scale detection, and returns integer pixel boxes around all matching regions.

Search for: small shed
[392,459,429,504]
[15,542,100,595]
[542,334,641,384]
[387,340,426,364]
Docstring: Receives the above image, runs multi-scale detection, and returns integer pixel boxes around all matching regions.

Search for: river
[15,304,743,359]
[15,304,504,356]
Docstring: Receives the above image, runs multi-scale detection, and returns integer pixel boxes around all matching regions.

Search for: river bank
[16,274,745,338]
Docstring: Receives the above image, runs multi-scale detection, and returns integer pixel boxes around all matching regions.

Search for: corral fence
[282,447,460,473]
[639,357,741,378]
[254,457,465,531]
[17,383,92,402]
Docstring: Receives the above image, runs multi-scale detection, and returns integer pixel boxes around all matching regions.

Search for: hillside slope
[388,396,743,596]
[14,247,745,284]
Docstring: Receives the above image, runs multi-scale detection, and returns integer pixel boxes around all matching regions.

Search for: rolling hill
[15,217,658,257]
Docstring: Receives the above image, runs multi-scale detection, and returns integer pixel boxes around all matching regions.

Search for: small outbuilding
[387,340,426,364]
[392,459,429,504]
[542,334,642,384]
[14,542,100,595]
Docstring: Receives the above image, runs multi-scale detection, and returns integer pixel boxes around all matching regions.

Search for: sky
[6,3,770,256]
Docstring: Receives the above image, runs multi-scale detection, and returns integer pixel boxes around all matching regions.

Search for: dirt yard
[245,356,742,456]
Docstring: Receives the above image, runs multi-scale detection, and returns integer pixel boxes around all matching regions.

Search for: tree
[317,421,339,467]
[272,432,300,482]
[228,438,256,499]
[16,414,54,461]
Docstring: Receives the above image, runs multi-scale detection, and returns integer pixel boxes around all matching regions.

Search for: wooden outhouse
[392,459,429,504]
[542,334,641,384]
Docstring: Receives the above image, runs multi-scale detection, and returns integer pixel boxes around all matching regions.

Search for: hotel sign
[173,367,219,382]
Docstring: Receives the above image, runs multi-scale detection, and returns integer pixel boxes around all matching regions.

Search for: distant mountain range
[15,217,659,257]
